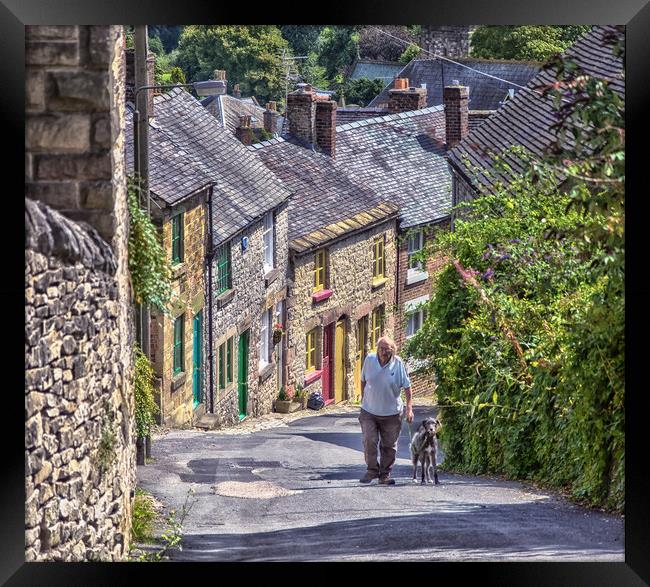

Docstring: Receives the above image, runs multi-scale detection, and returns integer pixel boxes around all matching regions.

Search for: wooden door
[237,330,249,420]
[192,311,203,409]
[355,317,367,401]
[334,319,346,403]
[322,324,333,401]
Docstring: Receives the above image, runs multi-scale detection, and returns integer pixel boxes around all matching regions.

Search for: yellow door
[354,317,367,401]
[335,319,345,403]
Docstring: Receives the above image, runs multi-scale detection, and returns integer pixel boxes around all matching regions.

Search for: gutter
[206,183,215,414]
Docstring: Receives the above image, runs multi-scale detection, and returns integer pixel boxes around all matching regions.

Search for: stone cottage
[253,85,400,403]
[129,87,291,428]
[25,25,135,561]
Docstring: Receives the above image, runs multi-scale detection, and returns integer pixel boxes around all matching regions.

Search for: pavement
[137,400,625,562]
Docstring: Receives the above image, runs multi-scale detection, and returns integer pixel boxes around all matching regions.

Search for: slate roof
[369,58,542,111]
[253,105,452,238]
[201,94,285,136]
[448,25,625,193]
[337,107,389,125]
[126,88,290,246]
[348,58,404,82]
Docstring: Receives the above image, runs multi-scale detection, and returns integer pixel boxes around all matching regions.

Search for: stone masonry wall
[286,219,398,401]
[419,26,473,59]
[395,221,451,398]
[25,199,136,561]
[149,193,206,427]
[210,202,290,426]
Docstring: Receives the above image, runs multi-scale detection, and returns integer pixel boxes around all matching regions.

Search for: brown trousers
[359,408,403,477]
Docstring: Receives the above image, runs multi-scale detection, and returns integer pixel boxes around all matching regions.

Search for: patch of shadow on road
[180,458,284,484]
[171,504,624,562]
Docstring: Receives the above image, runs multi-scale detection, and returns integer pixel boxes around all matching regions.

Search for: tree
[281,26,324,57]
[332,78,385,107]
[358,26,415,62]
[406,33,624,511]
[149,25,183,53]
[316,26,360,81]
[470,25,592,61]
[175,26,289,103]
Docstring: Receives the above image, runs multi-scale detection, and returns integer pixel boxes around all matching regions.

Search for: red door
[322,323,333,401]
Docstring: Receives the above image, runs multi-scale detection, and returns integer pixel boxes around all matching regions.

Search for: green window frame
[216,242,232,295]
[173,314,184,375]
[218,342,225,390]
[372,237,385,280]
[172,213,184,264]
[226,337,233,384]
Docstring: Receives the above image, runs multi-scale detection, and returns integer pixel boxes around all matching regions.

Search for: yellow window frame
[372,237,385,280]
[314,249,326,292]
[306,329,317,372]
[371,307,383,351]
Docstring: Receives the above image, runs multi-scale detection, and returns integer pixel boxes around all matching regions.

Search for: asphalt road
[137,403,624,562]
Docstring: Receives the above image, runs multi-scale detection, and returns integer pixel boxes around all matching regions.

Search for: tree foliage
[407,34,624,511]
[332,78,385,107]
[470,25,592,61]
[281,25,324,57]
[134,345,159,439]
[357,26,415,62]
[175,25,289,103]
[316,26,360,81]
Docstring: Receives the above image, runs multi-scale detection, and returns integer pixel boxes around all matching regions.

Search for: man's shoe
[359,471,378,483]
[378,475,395,485]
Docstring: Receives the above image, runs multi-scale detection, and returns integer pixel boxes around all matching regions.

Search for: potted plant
[272,322,285,345]
[274,386,293,413]
[292,385,307,409]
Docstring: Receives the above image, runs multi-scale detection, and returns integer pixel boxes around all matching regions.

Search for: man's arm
[361,380,366,401]
[404,386,413,422]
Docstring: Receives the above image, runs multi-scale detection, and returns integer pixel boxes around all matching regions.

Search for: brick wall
[444,85,469,149]
[286,219,398,401]
[388,87,427,114]
[394,221,451,398]
[149,193,206,427]
[25,200,136,561]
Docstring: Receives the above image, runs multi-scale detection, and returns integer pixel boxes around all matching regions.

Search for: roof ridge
[336,104,444,132]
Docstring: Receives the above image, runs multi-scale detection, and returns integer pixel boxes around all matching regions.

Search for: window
[306,328,317,372]
[171,213,184,264]
[371,306,384,351]
[314,249,327,292]
[407,230,424,271]
[372,237,385,281]
[217,336,235,390]
[263,212,274,273]
[173,314,184,375]
[216,242,232,295]
[260,307,272,368]
[406,309,426,338]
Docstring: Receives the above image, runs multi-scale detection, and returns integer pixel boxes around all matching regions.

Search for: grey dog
[409,417,441,485]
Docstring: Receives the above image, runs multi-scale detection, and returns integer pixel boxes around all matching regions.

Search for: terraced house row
[126,53,482,429]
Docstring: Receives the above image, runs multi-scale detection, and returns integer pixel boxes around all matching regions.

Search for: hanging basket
[272,330,283,345]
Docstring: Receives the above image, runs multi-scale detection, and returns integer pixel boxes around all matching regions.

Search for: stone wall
[25,199,136,561]
[149,192,206,427]
[419,26,474,59]
[209,202,290,426]
[286,219,398,401]
[394,221,451,398]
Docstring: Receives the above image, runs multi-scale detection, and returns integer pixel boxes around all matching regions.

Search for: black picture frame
[7,1,649,584]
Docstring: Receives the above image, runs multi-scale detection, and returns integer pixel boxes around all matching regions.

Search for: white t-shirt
[360,353,411,416]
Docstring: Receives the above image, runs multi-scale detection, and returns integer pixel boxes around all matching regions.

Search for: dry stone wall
[25,199,136,561]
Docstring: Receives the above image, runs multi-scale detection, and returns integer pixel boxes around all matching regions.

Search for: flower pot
[275,399,292,413]
[273,331,282,345]
[293,397,307,409]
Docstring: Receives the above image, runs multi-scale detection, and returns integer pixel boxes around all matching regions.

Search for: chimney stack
[444,85,469,149]
[235,115,253,146]
[388,78,427,114]
[233,83,241,99]
[286,84,337,157]
[264,101,279,135]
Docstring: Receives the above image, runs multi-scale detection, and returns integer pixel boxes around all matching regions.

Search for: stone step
[195,413,220,430]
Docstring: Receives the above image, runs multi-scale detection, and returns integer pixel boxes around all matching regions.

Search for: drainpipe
[206,183,215,413]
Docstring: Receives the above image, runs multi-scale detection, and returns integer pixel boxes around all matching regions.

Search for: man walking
[358,336,413,485]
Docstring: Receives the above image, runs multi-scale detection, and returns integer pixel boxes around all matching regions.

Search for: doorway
[192,311,203,409]
[334,319,346,403]
[237,330,249,420]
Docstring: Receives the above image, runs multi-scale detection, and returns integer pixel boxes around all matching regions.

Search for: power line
[369,26,547,98]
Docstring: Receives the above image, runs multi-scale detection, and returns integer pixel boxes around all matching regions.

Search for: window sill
[371,277,388,290]
[172,262,187,281]
[312,289,332,303]
[259,361,275,383]
[304,369,322,386]
[216,288,235,309]
[264,267,280,287]
[171,371,186,391]
[406,270,428,286]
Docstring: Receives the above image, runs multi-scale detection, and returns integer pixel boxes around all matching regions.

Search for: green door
[192,311,202,408]
[237,330,249,420]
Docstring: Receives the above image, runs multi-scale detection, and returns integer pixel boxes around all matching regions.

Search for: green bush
[134,345,159,439]
[131,488,157,543]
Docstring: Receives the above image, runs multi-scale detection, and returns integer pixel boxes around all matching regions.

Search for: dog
[409,417,441,485]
